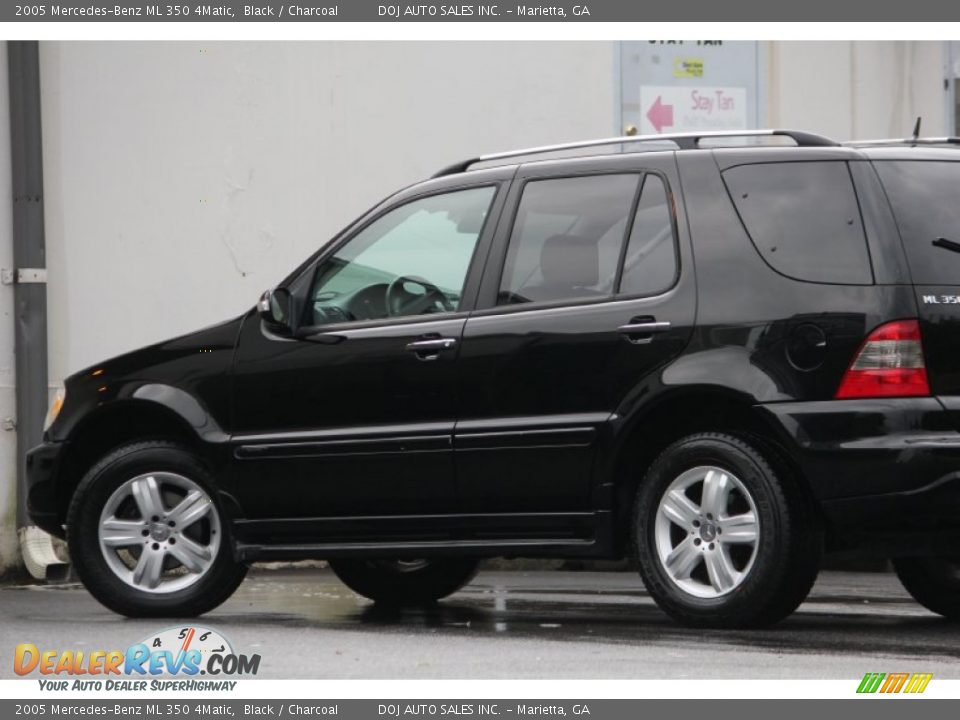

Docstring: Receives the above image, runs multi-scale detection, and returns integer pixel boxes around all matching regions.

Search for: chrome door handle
[405,337,457,360]
[618,320,671,344]
[618,321,671,333]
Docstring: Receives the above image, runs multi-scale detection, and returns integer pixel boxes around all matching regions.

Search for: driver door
[230,183,503,521]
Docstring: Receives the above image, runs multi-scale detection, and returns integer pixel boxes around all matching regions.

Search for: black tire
[894,557,960,620]
[633,432,821,628]
[66,441,247,618]
[329,558,480,605]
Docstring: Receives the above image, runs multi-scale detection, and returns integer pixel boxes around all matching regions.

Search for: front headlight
[43,387,66,432]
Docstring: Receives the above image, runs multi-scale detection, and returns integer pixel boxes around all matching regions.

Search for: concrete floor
[2,567,959,679]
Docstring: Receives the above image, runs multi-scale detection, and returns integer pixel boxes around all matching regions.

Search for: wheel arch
[607,385,818,554]
[54,397,229,525]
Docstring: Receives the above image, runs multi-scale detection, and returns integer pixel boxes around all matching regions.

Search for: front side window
[308,186,496,326]
[498,174,641,305]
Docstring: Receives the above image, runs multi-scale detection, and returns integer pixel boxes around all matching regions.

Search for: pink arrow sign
[646,95,674,133]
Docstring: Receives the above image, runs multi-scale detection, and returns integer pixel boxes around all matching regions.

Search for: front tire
[66,441,247,618]
[633,432,821,628]
[329,558,480,605]
[894,557,960,619]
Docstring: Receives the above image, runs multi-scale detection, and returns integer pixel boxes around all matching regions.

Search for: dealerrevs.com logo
[14,626,260,691]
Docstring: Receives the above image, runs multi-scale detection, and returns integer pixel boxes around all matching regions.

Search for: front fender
[127,384,227,443]
[47,315,243,443]
[50,382,228,445]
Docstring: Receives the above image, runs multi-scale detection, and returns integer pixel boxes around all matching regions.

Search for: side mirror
[258,288,293,333]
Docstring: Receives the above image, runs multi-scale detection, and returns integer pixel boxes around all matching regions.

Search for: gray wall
[40,42,618,380]
[767,41,945,140]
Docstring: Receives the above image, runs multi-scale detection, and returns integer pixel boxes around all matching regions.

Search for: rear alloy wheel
[894,557,960,620]
[67,441,247,617]
[634,433,821,628]
[329,557,480,605]
[653,465,760,599]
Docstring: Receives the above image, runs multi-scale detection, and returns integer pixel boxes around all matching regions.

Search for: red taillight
[835,319,930,399]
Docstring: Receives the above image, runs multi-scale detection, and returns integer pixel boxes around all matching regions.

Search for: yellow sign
[673,57,704,78]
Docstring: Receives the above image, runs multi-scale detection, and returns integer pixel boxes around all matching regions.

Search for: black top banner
[2,0,954,22]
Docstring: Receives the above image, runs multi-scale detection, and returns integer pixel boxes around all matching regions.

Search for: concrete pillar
[0,41,23,577]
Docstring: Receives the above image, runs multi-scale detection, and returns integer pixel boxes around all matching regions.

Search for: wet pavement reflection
[234,568,960,663]
[5,567,960,678]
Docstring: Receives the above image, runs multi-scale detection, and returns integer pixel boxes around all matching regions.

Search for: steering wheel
[385,275,454,317]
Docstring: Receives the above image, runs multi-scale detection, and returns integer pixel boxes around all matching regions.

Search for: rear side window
[498,173,680,306]
[723,161,873,285]
[873,161,960,285]
[498,174,640,305]
[619,174,678,296]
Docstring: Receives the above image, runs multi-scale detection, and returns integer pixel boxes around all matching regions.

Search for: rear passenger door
[454,155,696,514]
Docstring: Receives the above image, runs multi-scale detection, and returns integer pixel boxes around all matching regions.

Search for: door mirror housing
[258,288,294,334]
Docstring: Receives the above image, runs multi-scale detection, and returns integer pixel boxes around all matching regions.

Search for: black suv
[26,129,960,627]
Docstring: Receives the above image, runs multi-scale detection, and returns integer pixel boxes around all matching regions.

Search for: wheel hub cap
[97,471,221,594]
[653,465,760,599]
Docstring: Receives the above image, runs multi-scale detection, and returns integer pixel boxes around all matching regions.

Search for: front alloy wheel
[98,471,221,593]
[68,441,246,617]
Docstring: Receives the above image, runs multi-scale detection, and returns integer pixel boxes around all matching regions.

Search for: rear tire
[894,557,960,619]
[329,558,480,605]
[67,441,246,618]
[633,432,821,628]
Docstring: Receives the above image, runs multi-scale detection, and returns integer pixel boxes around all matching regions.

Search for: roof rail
[433,129,838,178]
[845,137,960,147]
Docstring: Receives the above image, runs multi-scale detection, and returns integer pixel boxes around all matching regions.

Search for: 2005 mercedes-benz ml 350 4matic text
[26,129,960,627]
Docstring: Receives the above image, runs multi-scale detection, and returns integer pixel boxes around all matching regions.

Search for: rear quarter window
[722,161,873,285]
[873,160,960,286]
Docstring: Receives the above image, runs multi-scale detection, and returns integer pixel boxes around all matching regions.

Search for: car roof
[428,131,960,184]
[850,144,960,161]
